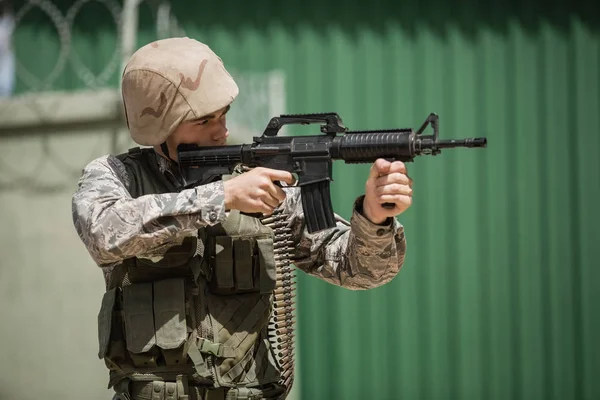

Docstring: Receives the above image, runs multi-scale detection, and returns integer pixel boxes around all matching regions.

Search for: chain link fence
[0,0,285,194]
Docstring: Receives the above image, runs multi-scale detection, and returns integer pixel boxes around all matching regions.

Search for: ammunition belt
[260,208,296,397]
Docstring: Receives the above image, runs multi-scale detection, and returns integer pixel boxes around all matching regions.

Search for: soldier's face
[163,105,231,161]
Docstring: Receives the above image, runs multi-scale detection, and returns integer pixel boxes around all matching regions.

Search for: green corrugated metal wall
[12,0,600,399]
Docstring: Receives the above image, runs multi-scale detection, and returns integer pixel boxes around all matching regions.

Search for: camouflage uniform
[71,38,407,400]
[73,154,406,290]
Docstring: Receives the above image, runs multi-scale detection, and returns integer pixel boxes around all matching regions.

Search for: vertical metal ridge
[506,22,523,400]
[320,14,338,400]
[443,30,460,400]
[352,5,371,399]
[567,25,584,400]
[537,26,553,400]
[474,27,492,400]
[412,18,433,400]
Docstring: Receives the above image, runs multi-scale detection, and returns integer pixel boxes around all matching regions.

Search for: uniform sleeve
[72,155,227,268]
[284,188,407,290]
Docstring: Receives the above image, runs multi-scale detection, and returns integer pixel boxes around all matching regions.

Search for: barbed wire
[9,0,120,91]
[6,0,186,93]
[0,1,285,194]
[11,0,68,91]
[0,134,104,194]
[65,0,123,88]
[0,0,174,193]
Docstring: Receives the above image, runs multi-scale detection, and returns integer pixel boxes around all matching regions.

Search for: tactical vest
[96,148,296,399]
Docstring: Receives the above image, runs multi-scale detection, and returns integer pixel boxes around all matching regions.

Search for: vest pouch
[234,238,255,291]
[153,278,188,366]
[122,282,157,367]
[256,237,276,294]
[207,235,261,296]
[213,236,235,291]
[128,236,199,284]
[139,236,198,269]
[97,288,117,359]
[97,288,135,372]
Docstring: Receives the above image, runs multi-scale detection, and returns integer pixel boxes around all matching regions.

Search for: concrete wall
[1,90,140,399]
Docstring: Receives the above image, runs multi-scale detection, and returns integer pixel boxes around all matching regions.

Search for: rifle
[177,112,487,234]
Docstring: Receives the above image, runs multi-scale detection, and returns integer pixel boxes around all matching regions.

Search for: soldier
[72,37,412,400]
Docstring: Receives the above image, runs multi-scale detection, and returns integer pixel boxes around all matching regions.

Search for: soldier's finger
[375,172,411,187]
[265,169,296,185]
[261,179,287,203]
[376,183,413,196]
[261,192,281,209]
[388,161,407,174]
[259,202,275,215]
[369,159,391,180]
[379,194,413,204]
[273,186,287,203]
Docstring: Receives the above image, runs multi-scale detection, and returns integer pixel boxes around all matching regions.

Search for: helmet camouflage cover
[121,37,239,146]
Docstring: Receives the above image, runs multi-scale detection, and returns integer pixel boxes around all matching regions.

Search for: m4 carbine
[177,112,487,234]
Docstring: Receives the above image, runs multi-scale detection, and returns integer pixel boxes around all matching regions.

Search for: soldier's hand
[362,159,413,224]
[224,167,295,215]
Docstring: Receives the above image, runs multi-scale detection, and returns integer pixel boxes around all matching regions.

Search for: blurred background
[0,0,598,399]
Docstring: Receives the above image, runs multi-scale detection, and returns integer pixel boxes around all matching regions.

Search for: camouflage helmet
[121,37,239,146]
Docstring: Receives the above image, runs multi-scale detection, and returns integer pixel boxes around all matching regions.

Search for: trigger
[278,173,299,188]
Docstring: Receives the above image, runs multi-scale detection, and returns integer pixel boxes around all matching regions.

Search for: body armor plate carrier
[96,148,297,399]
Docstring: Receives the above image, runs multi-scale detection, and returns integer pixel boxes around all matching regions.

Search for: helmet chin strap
[160,141,177,163]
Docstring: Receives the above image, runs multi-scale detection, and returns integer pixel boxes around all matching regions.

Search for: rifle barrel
[437,138,487,148]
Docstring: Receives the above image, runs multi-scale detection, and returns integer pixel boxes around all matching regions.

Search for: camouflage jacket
[72,153,407,290]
